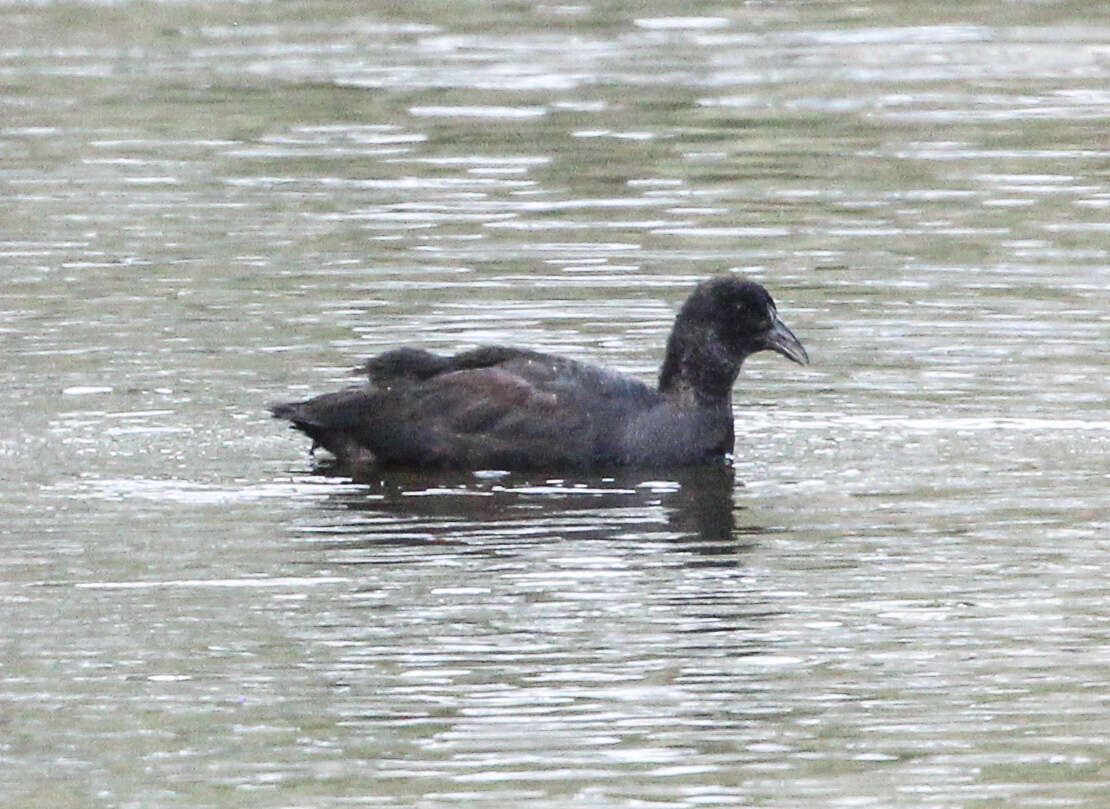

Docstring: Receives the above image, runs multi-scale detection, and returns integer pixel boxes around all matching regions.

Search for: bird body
[271,276,808,471]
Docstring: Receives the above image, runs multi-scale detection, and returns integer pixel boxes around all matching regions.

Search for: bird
[270,275,809,471]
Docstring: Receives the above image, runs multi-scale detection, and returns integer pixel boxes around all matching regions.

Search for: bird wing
[277,346,661,469]
[359,349,657,469]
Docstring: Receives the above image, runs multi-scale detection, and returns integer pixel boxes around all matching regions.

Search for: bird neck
[657,327,741,403]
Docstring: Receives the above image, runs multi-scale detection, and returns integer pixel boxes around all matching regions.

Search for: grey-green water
[3,2,1108,807]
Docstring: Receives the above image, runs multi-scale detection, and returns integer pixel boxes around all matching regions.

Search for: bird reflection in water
[295,461,764,565]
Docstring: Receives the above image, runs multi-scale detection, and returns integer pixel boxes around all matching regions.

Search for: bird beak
[764,315,809,365]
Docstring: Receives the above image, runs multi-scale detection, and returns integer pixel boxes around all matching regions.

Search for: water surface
[2,1,1108,807]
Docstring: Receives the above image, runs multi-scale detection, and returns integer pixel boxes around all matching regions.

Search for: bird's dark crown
[682,276,777,329]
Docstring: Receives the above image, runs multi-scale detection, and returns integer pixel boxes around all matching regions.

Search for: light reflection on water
[3,1,1109,807]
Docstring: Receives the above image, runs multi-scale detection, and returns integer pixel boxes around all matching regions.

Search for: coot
[271,275,808,470]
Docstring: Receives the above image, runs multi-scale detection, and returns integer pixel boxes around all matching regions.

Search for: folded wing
[271,347,660,469]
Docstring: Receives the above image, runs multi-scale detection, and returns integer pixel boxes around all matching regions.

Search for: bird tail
[269,388,374,463]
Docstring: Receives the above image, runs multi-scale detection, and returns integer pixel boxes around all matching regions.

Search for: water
[2,1,1108,806]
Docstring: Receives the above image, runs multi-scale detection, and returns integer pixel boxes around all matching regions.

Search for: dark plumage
[271,276,809,470]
